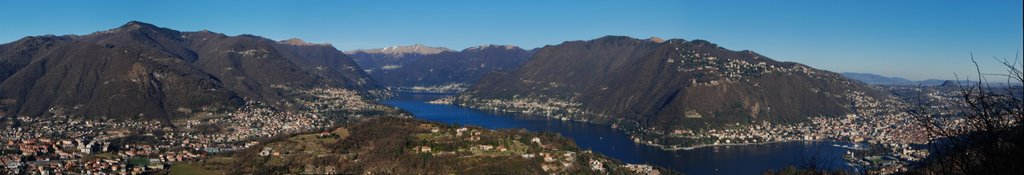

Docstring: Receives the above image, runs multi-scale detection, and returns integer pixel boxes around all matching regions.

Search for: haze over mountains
[348,44,534,92]
[345,44,452,73]
[840,72,1005,86]
[841,72,916,85]
[0,21,378,119]
[458,36,887,129]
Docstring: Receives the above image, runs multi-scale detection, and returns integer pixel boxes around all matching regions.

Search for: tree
[909,52,1024,174]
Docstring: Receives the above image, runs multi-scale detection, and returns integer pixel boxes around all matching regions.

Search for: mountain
[841,72,1016,87]
[278,38,330,47]
[458,36,884,130]
[348,44,533,92]
[345,44,452,73]
[841,72,915,85]
[0,21,379,120]
[918,79,978,86]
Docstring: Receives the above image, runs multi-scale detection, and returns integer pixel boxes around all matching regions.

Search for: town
[0,88,402,174]
[450,81,983,174]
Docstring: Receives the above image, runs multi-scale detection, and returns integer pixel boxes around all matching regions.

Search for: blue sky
[0,0,1021,80]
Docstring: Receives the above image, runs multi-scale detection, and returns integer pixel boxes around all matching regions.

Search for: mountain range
[0,21,378,120]
[348,44,533,92]
[840,72,916,85]
[345,44,452,74]
[0,22,893,129]
[458,36,886,130]
[840,72,1004,86]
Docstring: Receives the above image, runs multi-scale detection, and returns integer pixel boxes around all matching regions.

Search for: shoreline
[387,92,848,152]
[649,139,833,151]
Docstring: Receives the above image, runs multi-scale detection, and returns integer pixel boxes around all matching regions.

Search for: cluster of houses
[0,136,203,174]
[0,87,397,174]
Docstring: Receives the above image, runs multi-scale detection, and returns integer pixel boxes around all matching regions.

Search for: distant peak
[591,35,671,44]
[595,35,640,41]
[279,38,329,46]
[587,36,678,45]
[939,80,960,87]
[88,21,170,36]
[283,38,306,43]
[687,39,719,47]
[346,44,452,55]
[647,37,664,43]
[124,20,148,25]
[464,44,520,51]
[118,21,158,30]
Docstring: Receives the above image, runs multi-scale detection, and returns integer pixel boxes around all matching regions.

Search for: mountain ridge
[0,21,379,120]
[344,44,452,56]
[349,44,534,92]
[840,72,1023,87]
[458,35,885,130]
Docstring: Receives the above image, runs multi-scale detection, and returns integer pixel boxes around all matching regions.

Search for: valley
[1,1,1020,172]
[348,44,533,93]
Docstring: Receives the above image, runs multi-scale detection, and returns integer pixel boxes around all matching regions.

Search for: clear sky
[0,0,1021,80]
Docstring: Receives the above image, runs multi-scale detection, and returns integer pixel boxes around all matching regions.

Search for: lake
[382,92,851,174]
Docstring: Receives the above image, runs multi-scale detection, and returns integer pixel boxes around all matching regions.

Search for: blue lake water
[382,92,851,174]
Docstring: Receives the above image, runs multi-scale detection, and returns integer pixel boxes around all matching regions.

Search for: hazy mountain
[278,38,331,47]
[841,72,1018,87]
[349,44,533,92]
[841,72,915,85]
[459,36,884,129]
[345,44,452,73]
[0,21,378,120]
[346,44,452,56]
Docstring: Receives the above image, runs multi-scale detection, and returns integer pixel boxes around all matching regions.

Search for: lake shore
[651,139,811,151]
[381,92,855,174]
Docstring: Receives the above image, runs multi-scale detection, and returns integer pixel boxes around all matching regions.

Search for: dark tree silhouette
[909,52,1024,174]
